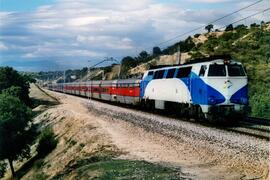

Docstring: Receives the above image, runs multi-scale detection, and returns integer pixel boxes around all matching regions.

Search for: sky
[0,0,269,72]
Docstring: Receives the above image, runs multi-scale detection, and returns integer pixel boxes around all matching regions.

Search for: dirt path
[29,85,269,179]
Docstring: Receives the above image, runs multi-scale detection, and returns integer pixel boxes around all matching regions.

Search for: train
[48,56,249,122]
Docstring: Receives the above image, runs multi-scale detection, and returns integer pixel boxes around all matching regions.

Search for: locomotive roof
[148,55,233,70]
[147,55,241,72]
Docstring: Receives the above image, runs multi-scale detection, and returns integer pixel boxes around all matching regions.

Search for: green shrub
[33,159,44,169]
[37,128,58,157]
[30,172,48,180]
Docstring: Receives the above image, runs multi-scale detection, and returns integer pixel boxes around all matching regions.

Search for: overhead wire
[217,7,270,30]
[88,0,268,65]
[137,0,266,53]
[156,7,270,51]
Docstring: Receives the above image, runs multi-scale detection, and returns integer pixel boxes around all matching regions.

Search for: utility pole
[87,57,121,103]
[177,44,181,65]
[63,70,66,84]
[117,61,121,80]
[63,69,66,93]
[88,60,91,101]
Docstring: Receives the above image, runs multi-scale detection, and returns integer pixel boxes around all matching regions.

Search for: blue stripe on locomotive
[230,85,248,105]
[140,72,225,105]
[140,70,247,105]
[189,73,225,105]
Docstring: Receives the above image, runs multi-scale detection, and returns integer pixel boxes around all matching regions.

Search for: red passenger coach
[91,81,101,99]
[115,79,140,105]
[48,79,141,105]
[100,80,116,101]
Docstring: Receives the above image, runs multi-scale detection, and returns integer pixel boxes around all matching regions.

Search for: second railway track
[230,117,270,140]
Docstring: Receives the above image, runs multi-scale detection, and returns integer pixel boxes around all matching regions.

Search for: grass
[52,155,181,179]
[27,84,181,179]
[29,172,49,180]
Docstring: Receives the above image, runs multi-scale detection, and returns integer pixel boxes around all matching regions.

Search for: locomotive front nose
[219,76,248,105]
[206,62,248,106]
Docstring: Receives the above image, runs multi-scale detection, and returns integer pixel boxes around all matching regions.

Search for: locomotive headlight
[208,96,216,105]
[224,59,231,64]
[230,97,248,105]
[234,104,241,111]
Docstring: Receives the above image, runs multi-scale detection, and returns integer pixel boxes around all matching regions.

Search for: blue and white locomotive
[140,57,248,121]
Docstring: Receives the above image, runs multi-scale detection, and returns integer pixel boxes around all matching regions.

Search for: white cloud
[1,0,269,71]
[31,23,63,29]
[67,16,108,27]
[22,53,36,58]
[22,47,105,58]
[0,42,8,51]
[76,35,134,50]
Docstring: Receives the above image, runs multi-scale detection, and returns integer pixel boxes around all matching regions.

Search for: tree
[161,47,171,55]
[81,67,88,77]
[183,36,196,52]
[1,86,22,99]
[138,51,149,59]
[37,128,58,157]
[135,51,150,64]
[225,24,234,31]
[250,23,258,28]
[194,33,201,38]
[235,24,247,31]
[120,56,136,77]
[205,24,213,33]
[0,67,31,106]
[22,73,36,83]
[0,94,36,177]
[152,46,162,57]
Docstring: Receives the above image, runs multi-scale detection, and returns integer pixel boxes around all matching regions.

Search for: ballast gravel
[43,89,269,179]
[83,99,269,179]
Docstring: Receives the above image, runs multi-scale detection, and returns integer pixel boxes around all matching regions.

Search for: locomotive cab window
[166,69,176,78]
[147,71,154,76]
[176,67,192,78]
[227,64,245,76]
[199,65,207,77]
[153,71,158,79]
[208,64,226,76]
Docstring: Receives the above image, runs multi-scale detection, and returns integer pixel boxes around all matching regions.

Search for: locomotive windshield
[227,64,246,76]
[208,64,226,76]
[208,63,246,77]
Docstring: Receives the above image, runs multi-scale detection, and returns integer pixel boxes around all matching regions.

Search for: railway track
[47,87,270,140]
[124,106,270,140]
[245,116,270,126]
[132,109,270,140]
[227,117,270,140]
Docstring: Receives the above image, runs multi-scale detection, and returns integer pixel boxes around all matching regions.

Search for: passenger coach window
[176,67,192,78]
[228,64,245,76]
[199,65,207,77]
[208,64,226,76]
[166,69,176,78]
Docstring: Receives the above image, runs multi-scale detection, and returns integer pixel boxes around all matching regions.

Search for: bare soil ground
[21,85,269,179]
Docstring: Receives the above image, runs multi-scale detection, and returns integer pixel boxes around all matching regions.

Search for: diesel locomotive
[48,56,248,121]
